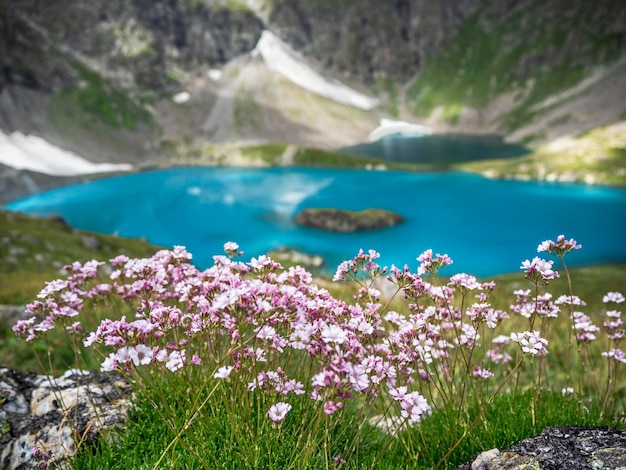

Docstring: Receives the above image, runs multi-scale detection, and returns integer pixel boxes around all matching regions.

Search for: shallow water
[5,167,626,277]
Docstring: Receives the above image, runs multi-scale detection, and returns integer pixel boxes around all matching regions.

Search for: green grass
[72,370,391,469]
[0,210,160,304]
[238,142,290,164]
[207,142,437,172]
[51,67,153,132]
[292,146,434,172]
[0,209,161,372]
[68,368,618,469]
[455,122,626,186]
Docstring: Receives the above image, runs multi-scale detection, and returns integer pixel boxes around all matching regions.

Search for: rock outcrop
[460,426,626,470]
[268,0,481,84]
[295,208,403,233]
[0,0,263,95]
[0,368,132,469]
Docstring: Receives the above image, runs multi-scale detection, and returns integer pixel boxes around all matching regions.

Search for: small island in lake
[295,208,404,233]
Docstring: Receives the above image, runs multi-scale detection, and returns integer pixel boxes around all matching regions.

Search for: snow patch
[253,30,379,110]
[368,119,432,141]
[0,130,133,176]
[173,91,190,104]
[208,69,223,81]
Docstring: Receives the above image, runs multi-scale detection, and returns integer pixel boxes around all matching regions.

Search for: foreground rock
[461,426,626,470]
[0,368,132,469]
[295,208,403,233]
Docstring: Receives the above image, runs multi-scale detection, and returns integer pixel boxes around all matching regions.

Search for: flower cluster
[520,257,559,284]
[333,249,384,281]
[537,235,582,257]
[510,331,549,355]
[13,235,624,433]
[416,249,453,275]
[602,291,625,362]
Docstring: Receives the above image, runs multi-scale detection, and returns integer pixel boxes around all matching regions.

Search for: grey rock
[20,234,39,245]
[0,305,28,323]
[295,208,404,233]
[80,235,101,251]
[0,368,132,470]
[268,0,481,84]
[460,426,626,470]
[7,246,26,257]
[471,448,500,470]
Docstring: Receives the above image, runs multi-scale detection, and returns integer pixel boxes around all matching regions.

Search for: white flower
[321,324,347,344]
[128,344,153,366]
[603,292,625,304]
[166,350,185,371]
[268,402,292,422]
[256,325,276,340]
[214,365,234,379]
[510,331,548,355]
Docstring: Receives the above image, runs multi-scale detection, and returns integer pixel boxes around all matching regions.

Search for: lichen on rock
[0,367,132,470]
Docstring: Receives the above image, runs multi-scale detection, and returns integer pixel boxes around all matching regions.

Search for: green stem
[434,356,525,469]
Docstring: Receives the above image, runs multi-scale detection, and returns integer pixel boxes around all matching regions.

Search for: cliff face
[267,0,481,84]
[405,0,626,142]
[0,0,624,178]
[0,0,263,94]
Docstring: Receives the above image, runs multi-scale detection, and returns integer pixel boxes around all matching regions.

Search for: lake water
[5,167,626,278]
[339,134,530,164]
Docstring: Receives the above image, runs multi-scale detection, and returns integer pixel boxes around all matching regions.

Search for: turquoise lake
[339,134,530,164]
[5,167,626,277]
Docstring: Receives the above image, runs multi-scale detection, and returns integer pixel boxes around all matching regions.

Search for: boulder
[460,426,626,470]
[295,208,403,233]
[0,368,132,469]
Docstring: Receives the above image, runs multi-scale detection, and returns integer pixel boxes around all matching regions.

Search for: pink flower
[37,279,69,298]
[520,257,559,283]
[256,325,277,340]
[389,387,431,424]
[472,366,494,379]
[449,273,481,291]
[603,292,625,304]
[537,235,581,256]
[602,349,626,363]
[268,402,292,422]
[323,401,343,415]
[572,311,599,342]
[417,249,453,275]
[347,364,370,392]
[555,295,586,306]
[223,242,241,257]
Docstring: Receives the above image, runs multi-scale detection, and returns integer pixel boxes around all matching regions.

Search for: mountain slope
[0,0,625,199]
[402,0,626,142]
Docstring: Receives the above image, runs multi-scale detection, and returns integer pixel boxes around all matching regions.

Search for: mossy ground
[456,122,626,186]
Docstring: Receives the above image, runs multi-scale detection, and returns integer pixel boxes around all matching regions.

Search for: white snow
[0,130,133,176]
[368,119,432,141]
[253,30,379,110]
[173,91,191,103]
[207,69,223,81]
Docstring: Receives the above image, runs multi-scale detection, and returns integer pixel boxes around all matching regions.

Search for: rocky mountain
[0,0,625,196]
